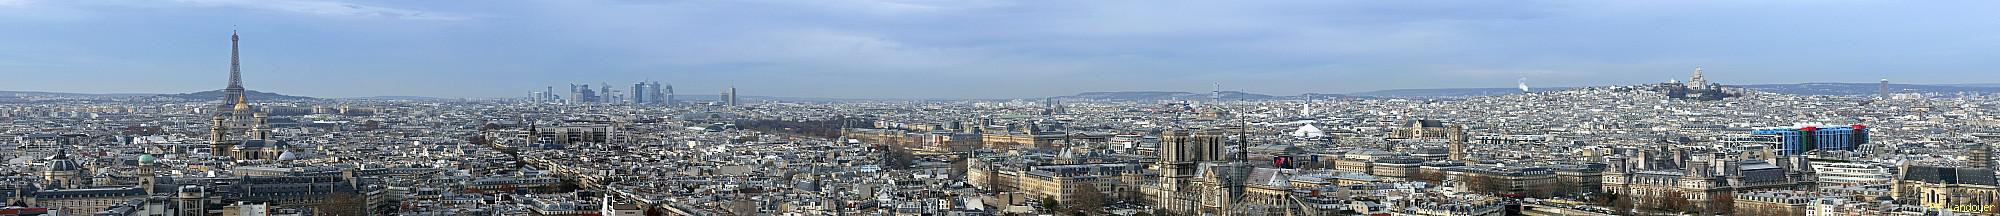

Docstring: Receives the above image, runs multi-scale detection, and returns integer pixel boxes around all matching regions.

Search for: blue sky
[2,0,1996,98]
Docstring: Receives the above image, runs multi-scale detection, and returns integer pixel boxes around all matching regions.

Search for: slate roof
[1900,165,1998,185]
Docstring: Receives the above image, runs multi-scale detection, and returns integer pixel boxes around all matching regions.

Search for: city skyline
[16,1,2000,216]
[4,1,1999,99]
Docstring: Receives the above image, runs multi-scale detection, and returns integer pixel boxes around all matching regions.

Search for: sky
[1,0,1997,99]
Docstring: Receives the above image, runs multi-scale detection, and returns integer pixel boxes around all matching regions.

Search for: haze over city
[4,0,1998,98]
[17,1,2000,216]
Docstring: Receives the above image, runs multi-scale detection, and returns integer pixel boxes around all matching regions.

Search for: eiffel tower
[221,30,246,109]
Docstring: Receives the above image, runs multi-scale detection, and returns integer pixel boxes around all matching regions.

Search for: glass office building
[1752,124,1868,155]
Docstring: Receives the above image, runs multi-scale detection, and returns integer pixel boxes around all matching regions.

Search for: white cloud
[171,0,468,20]
[0,0,29,7]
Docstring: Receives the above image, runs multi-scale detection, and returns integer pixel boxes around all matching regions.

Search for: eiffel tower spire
[223,30,246,108]
[229,30,242,89]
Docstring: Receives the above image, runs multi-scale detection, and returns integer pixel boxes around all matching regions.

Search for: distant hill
[1285,93,1371,100]
[341,96,450,101]
[0,91,155,98]
[1734,83,2000,96]
[1348,87,1569,98]
[1936,84,2000,88]
[1052,91,1364,101]
[1057,91,1262,101]
[160,90,316,101]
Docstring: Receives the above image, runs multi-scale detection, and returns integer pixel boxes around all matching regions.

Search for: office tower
[664,83,675,106]
[649,81,665,105]
[574,84,600,104]
[596,82,612,103]
[568,84,584,104]
[727,86,739,106]
[1880,79,1890,100]
[631,82,649,104]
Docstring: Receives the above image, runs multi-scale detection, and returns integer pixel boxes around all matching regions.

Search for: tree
[311,192,368,216]
[1041,196,1062,213]
[1649,191,1693,213]
[1457,173,1497,195]
[1611,193,1635,214]
[949,157,970,182]
[466,135,490,146]
[883,144,917,170]
[1414,170,1447,183]
[1707,192,1734,215]
[1068,184,1109,215]
[1588,193,1616,206]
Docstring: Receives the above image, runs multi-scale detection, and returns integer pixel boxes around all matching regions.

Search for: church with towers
[207,31,290,161]
[1662,66,1739,101]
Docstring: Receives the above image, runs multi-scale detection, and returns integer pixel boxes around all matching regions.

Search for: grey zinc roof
[1900,165,1998,186]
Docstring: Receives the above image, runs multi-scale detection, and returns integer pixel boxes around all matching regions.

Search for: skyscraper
[664,83,675,106]
[727,86,739,107]
[649,81,665,106]
[568,84,587,104]
[630,82,649,104]
[600,83,613,104]
[1880,79,1890,100]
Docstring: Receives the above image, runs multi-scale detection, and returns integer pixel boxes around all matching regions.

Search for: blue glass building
[1752,124,1868,155]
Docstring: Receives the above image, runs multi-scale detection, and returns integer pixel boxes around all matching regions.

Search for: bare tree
[1611,193,1635,214]
[1068,184,1109,215]
[1456,173,1500,195]
[1414,170,1447,184]
[1707,192,1734,215]
[1649,191,1693,214]
[311,192,368,216]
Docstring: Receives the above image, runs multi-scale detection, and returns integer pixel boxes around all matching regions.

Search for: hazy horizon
[4,1,1997,98]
